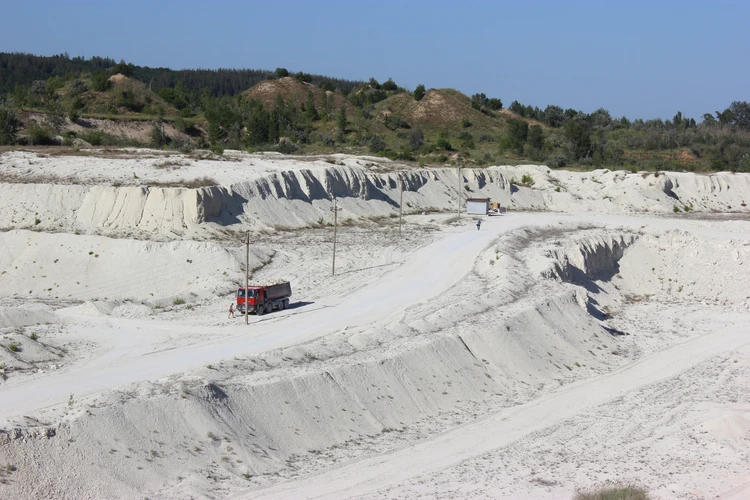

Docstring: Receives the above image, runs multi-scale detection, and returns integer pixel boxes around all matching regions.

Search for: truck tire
[256,305,265,316]
[283,299,290,310]
[265,302,272,314]
[279,300,286,310]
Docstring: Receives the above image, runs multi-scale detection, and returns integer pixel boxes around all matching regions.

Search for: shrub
[521,174,534,186]
[574,485,651,500]
[8,343,18,352]
[382,78,398,91]
[150,122,167,147]
[91,71,111,92]
[276,139,300,154]
[546,154,568,168]
[461,118,472,128]
[458,131,475,149]
[27,123,56,145]
[413,84,426,102]
[0,107,21,145]
[209,143,224,156]
[173,298,185,305]
[368,134,387,153]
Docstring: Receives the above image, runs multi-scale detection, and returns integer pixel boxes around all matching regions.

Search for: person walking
[476,220,482,230]
[228,303,235,319]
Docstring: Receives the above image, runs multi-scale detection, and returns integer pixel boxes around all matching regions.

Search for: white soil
[0,150,749,500]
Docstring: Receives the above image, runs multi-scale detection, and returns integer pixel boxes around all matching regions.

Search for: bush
[368,134,387,153]
[574,485,651,500]
[8,343,18,352]
[382,78,398,91]
[173,298,185,306]
[209,143,224,156]
[150,122,167,147]
[27,123,56,145]
[520,174,534,186]
[82,130,104,146]
[461,118,472,128]
[276,139,300,154]
[546,154,568,169]
[413,84,426,102]
[91,71,111,92]
[0,107,20,145]
[458,131,475,149]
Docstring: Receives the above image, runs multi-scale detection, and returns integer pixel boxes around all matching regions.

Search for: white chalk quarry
[0,150,749,500]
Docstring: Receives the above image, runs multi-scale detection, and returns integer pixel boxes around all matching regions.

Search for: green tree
[304,90,319,121]
[45,100,67,132]
[564,118,592,159]
[487,98,503,110]
[150,121,166,147]
[112,60,133,77]
[413,84,426,102]
[0,107,20,145]
[382,78,397,91]
[368,134,386,153]
[528,124,544,151]
[337,106,348,139]
[295,72,312,83]
[275,67,289,78]
[436,129,452,151]
[728,101,750,130]
[506,118,529,154]
[92,71,111,92]
[543,105,565,127]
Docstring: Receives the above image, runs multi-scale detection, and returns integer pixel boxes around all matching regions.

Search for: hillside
[1,52,749,172]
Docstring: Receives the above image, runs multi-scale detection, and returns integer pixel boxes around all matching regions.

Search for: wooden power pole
[399,172,404,237]
[245,231,249,325]
[331,198,339,276]
[457,164,462,219]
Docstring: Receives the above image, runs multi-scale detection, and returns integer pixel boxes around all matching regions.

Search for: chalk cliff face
[1,153,749,240]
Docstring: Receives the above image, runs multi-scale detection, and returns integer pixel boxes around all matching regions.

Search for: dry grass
[574,484,650,500]
[147,176,218,189]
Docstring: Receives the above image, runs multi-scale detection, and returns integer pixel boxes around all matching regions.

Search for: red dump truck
[236,281,292,315]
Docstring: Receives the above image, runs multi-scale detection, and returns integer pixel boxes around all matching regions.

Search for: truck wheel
[266,303,273,314]
[283,299,290,310]
[256,306,264,316]
[279,300,286,310]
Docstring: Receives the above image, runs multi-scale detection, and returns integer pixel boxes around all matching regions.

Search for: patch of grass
[173,297,185,305]
[29,333,38,341]
[520,173,535,187]
[574,484,651,500]
[7,343,18,352]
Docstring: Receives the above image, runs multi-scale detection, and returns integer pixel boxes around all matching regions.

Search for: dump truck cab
[236,282,292,316]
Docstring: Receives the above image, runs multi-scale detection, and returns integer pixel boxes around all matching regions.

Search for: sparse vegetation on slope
[2,52,749,172]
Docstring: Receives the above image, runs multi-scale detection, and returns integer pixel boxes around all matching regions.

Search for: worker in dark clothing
[476,220,482,230]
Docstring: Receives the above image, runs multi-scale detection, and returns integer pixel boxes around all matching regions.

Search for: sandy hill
[75,74,178,116]
[243,77,354,114]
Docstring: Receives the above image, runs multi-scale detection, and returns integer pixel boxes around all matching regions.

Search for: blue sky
[1,0,747,120]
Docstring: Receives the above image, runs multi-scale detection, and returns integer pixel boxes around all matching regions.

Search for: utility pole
[399,171,404,237]
[457,164,462,219]
[330,198,340,276]
[245,232,249,325]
